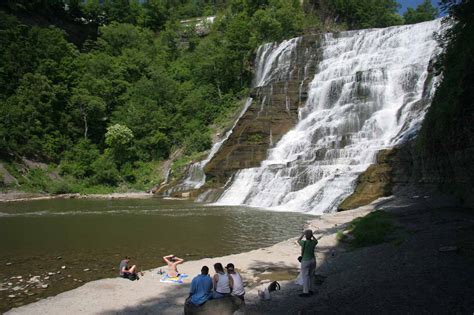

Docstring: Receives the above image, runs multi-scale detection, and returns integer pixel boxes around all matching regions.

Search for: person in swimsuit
[163,254,184,277]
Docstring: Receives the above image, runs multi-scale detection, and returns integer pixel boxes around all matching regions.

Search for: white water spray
[216,20,443,214]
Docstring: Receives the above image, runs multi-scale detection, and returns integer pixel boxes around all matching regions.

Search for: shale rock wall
[203,35,323,185]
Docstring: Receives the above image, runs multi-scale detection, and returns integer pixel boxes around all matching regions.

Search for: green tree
[404,0,438,24]
[329,0,404,29]
[105,123,135,165]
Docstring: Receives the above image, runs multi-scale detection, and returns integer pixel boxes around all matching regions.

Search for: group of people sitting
[187,262,245,307]
[118,254,245,307]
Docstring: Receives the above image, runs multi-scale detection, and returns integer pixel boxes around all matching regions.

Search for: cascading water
[170,97,254,193]
[216,20,443,214]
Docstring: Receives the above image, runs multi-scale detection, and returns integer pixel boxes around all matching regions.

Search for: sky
[397,0,441,15]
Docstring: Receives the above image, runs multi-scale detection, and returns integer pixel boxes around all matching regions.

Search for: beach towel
[160,274,189,284]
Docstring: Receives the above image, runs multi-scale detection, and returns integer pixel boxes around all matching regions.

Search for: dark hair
[201,266,209,275]
[124,256,130,260]
[214,263,224,273]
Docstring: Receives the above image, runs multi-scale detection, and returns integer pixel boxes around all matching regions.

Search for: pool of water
[0,198,312,312]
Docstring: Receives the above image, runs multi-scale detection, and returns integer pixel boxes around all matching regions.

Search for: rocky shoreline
[0,191,154,203]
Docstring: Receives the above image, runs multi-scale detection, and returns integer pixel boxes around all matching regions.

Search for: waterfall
[173,97,254,192]
[216,20,443,214]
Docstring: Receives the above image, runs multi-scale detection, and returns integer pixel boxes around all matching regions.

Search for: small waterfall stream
[216,20,443,214]
[170,97,254,193]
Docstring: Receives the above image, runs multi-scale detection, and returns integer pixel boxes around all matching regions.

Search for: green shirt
[299,239,317,261]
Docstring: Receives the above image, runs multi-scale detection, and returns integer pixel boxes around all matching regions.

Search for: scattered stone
[73,278,78,281]
[56,256,62,260]
[13,286,21,291]
[6,262,12,266]
[57,271,61,274]
[8,282,13,286]
[439,246,458,252]
[10,276,16,279]
[83,268,90,272]
[8,294,16,298]
[19,279,23,283]
[41,284,48,289]
[48,272,55,276]
[67,275,71,278]
[29,276,40,283]
[44,276,50,280]
[61,266,66,270]
[78,280,83,283]
[412,195,420,199]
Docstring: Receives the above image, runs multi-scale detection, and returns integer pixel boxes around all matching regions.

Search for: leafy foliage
[404,0,438,24]
[329,0,404,29]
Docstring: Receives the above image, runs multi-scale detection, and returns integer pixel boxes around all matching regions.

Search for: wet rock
[8,294,16,298]
[83,268,90,272]
[13,286,21,291]
[44,276,50,280]
[48,272,55,276]
[67,275,71,278]
[28,276,40,283]
[41,284,48,289]
[8,282,13,286]
[61,266,66,269]
[56,256,62,260]
[57,271,61,274]
[16,276,22,279]
[6,262,12,266]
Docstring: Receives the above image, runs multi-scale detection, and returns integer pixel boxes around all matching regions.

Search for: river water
[0,198,311,311]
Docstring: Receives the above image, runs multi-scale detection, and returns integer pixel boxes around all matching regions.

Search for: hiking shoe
[299,293,311,297]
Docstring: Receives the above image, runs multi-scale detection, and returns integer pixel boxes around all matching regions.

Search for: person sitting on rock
[212,262,233,299]
[226,263,245,301]
[119,256,139,280]
[186,266,213,307]
[163,254,185,277]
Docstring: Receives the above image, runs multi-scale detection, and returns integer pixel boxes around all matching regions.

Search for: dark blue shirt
[189,274,213,305]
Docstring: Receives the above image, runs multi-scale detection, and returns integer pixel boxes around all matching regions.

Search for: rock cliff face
[203,35,323,185]
[338,149,395,211]
[339,138,474,210]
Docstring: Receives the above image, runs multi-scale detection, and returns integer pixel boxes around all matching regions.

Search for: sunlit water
[0,198,311,311]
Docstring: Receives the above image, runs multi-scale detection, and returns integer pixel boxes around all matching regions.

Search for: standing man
[187,266,213,307]
[163,254,185,277]
[297,230,318,297]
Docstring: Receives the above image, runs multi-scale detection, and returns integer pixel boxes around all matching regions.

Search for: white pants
[300,258,316,293]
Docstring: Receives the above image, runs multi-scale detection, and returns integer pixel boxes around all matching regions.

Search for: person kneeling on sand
[226,263,245,301]
[163,254,184,277]
[119,256,140,280]
[213,263,233,299]
[186,266,213,307]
